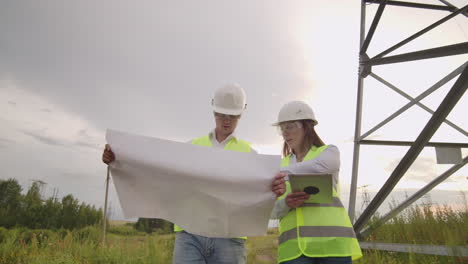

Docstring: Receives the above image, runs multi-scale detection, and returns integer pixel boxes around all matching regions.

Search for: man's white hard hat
[272,101,318,126]
[212,83,247,115]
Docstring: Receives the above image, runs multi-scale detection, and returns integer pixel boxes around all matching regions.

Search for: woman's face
[279,121,305,152]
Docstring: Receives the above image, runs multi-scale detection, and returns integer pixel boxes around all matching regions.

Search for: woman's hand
[271,172,286,197]
[286,192,310,208]
[102,144,115,164]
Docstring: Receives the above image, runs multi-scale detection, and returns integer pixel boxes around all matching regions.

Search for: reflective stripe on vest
[299,197,344,208]
[279,226,357,244]
[173,134,251,238]
[278,145,362,262]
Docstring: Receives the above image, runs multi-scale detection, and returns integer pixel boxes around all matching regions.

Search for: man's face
[214,112,240,136]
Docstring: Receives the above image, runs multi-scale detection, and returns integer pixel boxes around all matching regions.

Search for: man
[102,84,259,264]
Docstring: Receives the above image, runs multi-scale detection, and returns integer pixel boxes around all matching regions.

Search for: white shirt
[209,129,236,148]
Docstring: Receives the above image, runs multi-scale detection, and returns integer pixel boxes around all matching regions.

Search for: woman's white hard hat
[212,83,247,115]
[272,101,318,126]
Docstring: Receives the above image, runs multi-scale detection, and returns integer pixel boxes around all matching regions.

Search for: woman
[270,101,362,264]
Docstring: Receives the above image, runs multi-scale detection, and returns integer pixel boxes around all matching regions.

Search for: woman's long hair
[282,119,325,158]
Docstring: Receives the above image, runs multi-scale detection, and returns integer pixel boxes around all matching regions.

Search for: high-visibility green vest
[173,134,251,239]
[278,145,362,262]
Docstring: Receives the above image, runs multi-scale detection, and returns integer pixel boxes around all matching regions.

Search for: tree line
[0,178,102,230]
[135,217,173,234]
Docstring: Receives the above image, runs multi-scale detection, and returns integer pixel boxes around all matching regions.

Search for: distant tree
[61,194,79,229]
[42,196,61,229]
[21,181,44,228]
[135,218,173,234]
[0,178,103,230]
[77,203,97,228]
[135,218,150,233]
[94,207,104,227]
[0,179,23,227]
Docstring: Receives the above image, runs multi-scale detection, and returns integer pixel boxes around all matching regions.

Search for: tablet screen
[288,173,333,204]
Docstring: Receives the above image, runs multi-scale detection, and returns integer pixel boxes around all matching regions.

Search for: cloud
[0,137,15,144]
[73,129,102,150]
[20,129,66,146]
[0,137,16,149]
[19,128,102,150]
[385,157,439,182]
[1,84,105,151]
[351,188,468,215]
[74,141,101,151]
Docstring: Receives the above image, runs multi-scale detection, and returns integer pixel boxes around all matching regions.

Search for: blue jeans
[173,231,246,264]
[282,255,352,264]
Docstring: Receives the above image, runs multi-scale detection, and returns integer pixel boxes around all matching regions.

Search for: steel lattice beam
[353,65,468,233]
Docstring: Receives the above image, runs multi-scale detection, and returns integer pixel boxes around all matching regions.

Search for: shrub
[73,226,101,243]
[0,227,8,244]
[108,225,141,236]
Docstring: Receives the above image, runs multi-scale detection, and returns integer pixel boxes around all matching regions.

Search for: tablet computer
[288,173,333,203]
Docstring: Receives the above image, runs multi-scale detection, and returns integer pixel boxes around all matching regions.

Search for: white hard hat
[272,101,318,125]
[212,83,247,115]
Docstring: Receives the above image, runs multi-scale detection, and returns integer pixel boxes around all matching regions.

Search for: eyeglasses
[277,121,303,135]
[214,112,240,121]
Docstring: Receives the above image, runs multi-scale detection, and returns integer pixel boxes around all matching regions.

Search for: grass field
[0,203,466,264]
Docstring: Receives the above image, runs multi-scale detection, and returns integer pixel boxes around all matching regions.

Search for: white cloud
[0,80,104,149]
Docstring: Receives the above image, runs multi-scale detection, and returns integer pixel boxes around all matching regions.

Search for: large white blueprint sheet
[106,129,281,237]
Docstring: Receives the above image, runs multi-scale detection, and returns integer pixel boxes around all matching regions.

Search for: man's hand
[102,144,115,164]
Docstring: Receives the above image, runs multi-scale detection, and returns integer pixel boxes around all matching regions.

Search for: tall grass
[0,200,466,264]
[355,192,468,264]
[0,225,173,264]
[364,203,468,245]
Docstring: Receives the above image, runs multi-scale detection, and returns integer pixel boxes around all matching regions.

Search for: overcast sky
[1,0,467,220]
